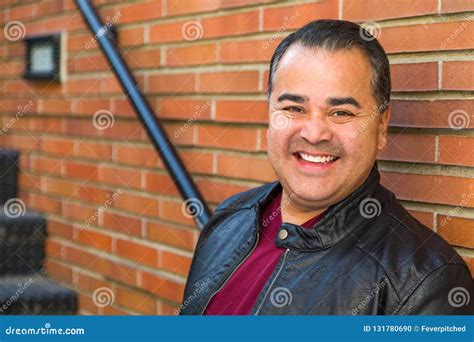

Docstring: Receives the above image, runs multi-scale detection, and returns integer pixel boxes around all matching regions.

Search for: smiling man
[179,20,473,315]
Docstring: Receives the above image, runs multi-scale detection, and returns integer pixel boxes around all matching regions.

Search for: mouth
[292,151,340,171]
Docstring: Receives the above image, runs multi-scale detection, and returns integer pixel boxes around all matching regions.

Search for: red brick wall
[0,0,472,315]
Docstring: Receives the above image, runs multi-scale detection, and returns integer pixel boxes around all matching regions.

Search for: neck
[280,189,327,226]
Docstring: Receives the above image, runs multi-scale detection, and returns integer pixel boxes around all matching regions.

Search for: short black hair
[267,19,391,113]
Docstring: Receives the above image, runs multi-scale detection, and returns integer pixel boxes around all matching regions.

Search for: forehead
[272,44,374,105]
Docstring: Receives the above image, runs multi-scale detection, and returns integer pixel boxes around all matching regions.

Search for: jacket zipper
[199,232,260,315]
[254,247,290,315]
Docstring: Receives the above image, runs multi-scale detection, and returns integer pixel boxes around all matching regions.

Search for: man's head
[266,19,391,212]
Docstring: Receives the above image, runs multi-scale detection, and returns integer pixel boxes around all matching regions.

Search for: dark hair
[267,19,391,113]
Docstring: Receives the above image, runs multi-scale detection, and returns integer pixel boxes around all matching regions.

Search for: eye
[332,110,354,117]
[283,106,305,113]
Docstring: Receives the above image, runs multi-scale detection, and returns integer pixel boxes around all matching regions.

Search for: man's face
[267,44,390,210]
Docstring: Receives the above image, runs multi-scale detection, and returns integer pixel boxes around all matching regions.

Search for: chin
[286,178,341,206]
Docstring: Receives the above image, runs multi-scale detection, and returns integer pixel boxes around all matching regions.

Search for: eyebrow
[277,93,309,103]
[326,97,362,109]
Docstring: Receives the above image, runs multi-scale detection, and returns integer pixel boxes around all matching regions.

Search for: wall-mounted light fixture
[23,33,61,81]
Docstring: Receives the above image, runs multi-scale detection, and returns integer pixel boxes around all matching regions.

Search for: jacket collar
[253,163,386,251]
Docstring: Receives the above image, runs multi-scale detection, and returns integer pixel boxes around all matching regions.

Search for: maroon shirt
[204,189,324,315]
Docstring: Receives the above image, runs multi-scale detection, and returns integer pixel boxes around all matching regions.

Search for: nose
[299,112,333,144]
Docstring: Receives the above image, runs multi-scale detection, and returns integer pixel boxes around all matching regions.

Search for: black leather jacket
[180,165,474,315]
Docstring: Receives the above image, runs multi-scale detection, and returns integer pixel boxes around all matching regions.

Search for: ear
[377,106,391,151]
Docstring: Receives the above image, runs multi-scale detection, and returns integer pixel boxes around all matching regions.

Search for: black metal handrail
[76,0,211,230]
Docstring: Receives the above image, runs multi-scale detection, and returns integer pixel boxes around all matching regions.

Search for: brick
[30,156,63,176]
[198,71,259,93]
[44,260,73,284]
[380,21,474,53]
[71,54,108,72]
[140,271,185,303]
[39,99,71,115]
[124,48,161,69]
[157,98,212,120]
[197,125,259,151]
[220,38,280,63]
[116,239,158,268]
[202,10,259,38]
[74,141,112,161]
[147,73,196,93]
[75,228,113,252]
[118,26,145,47]
[391,62,438,91]
[166,44,217,66]
[41,177,76,197]
[98,165,142,190]
[343,0,438,21]
[116,286,157,315]
[65,161,99,181]
[115,145,158,167]
[442,0,474,13]
[144,172,179,196]
[159,199,195,226]
[119,1,162,24]
[63,202,97,224]
[378,133,436,163]
[263,2,338,31]
[102,211,142,237]
[179,150,214,174]
[149,20,195,44]
[146,221,196,251]
[215,99,268,123]
[437,215,474,248]
[158,250,192,277]
[113,191,159,217]
[442,61,474,90]
[47,219,74,239]
[438,136,474,167]
[390,100,474,128]
[381,171,474,208]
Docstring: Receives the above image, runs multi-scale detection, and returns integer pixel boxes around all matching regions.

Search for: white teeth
[299,152,337,163]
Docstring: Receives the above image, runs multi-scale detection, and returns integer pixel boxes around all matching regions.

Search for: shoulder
[359,187,471,303]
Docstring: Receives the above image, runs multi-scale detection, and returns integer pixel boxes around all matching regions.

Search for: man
[179,19,474,315]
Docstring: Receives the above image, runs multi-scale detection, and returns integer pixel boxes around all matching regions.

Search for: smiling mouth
[293,151,340,165]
